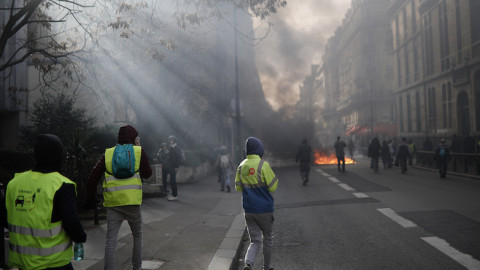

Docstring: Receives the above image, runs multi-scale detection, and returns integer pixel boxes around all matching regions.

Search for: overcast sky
[253,0,351,111]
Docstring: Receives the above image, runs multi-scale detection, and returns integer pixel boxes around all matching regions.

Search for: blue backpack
[439,148,446,158]
[111,144,137,179]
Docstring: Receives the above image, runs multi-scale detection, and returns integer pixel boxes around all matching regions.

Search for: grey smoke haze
[254,0,350,111]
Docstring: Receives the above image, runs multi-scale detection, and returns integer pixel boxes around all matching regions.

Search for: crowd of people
[0,125,278,270]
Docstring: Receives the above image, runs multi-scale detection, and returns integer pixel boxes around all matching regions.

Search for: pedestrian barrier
[416,151,480,176]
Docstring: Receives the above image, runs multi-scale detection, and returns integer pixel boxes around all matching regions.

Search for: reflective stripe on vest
[9,240,71,257]
[105,173,141,183]
[5,171,75,269]
[238,158,267,189]
[104,184,142,192]
[103,145,143,207]
[8,224,62,238]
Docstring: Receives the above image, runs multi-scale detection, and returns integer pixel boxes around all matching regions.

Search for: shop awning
[345,125,362,136]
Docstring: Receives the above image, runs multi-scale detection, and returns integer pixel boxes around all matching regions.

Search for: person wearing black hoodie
[235,137,278,270]
[1,134,86,270]
[86,125,152,270]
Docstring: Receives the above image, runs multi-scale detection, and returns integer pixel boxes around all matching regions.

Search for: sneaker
[167,195,178,201]
[243,264,252,270]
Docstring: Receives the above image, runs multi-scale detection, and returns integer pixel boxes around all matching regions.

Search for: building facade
[322,0,395,148]
[390,0,480,141]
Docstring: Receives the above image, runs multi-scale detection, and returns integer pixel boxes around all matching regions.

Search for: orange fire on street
[314,149,356,165]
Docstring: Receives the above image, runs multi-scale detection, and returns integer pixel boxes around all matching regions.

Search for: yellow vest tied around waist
[6,171,75,270]
[103,145,142,207]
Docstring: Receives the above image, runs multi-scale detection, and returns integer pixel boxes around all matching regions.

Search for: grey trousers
[244,212,274,269]
[105,205,143,270]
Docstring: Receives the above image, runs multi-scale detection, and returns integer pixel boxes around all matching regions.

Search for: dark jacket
[86,125,152,203]
[334,140,346,157]
[1,134,86,243]
[165,144,182,169]
[397,143,410,159]
[368,139,382,158]
[435,143,451,161]
[296,143,311,163]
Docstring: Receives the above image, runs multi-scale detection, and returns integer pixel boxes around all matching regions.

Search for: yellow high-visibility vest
[103,145,142,207]
[6,171,75,270]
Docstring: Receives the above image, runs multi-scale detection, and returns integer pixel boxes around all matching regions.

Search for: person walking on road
[235,137,279,270]
[368,137,382,173]
[334,136,347,172]
[408,139,417,166]
[86,125,152,270]
[435,138,451,178]
[1,134,87,270]
[397,137,410,174]
[381,140,391,169]
[215,145,234,192]
[295,139,311,185]
[155,143,170,195]
[163,135,182,201]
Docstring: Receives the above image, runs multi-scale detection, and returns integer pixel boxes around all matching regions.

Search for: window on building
[423,13,434,76]
[455,0,463,64]
[416,91,422,131]
[442,83,453,128]
[471,0,480,58]
[405,46,410,84]
[407,94,412,132]
[474,72,480,131]
[397,51,402,87]
[428,87,437,130]
[403,7,408,41]
[396,15,400,48]
[399,96,404,132]
[412,0,417,34]
[439,0,450,72]
[414,40,420,80]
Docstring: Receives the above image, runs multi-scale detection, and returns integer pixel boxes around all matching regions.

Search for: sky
[253,0,351,111]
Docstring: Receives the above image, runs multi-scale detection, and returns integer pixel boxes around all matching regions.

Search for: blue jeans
[221,167,231,190]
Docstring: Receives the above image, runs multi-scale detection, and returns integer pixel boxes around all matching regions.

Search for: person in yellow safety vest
[86,125,152,270]
[235,137,278,270]
[1,134,86,270]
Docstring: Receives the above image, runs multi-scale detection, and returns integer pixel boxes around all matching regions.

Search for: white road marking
[353,192,369,198]
[328,177,340,183]
[316,169,324,173]
[377,208,417,228]
[338,183,355,191]
[422,237,480,270]
[322,173,331,177]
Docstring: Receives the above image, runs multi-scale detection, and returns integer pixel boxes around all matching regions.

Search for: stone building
[390,0,480,140]
[322,0,395,148]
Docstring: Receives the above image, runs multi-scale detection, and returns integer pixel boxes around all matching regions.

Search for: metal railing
[416,151,480,176]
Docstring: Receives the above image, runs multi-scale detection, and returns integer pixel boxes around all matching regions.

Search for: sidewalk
[73,173,245,270]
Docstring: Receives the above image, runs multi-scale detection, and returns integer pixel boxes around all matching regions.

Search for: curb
[207,213,246,270]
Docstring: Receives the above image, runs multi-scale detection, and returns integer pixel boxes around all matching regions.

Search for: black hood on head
[34,134,64,173]
[118,125,138,144]
[245,137,264,158]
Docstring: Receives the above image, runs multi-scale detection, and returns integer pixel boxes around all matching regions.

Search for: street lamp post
[233,4,242,164]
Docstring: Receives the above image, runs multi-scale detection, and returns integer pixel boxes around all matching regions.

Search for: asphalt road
[237,158,480,270]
